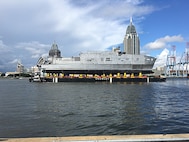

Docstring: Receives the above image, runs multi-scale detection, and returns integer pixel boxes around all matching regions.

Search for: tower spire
[130,16,133,25]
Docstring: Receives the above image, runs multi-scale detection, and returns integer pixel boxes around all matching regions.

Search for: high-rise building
[16,61,24,73]
[123,17,140,55]
[49,42,61,58]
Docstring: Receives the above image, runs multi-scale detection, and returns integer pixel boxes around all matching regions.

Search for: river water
[0,78,189,138]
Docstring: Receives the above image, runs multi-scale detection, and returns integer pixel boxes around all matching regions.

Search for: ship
[37,46,156,75]
[31,18,163,82]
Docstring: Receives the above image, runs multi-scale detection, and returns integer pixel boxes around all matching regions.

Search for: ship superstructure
[36,18,156,78]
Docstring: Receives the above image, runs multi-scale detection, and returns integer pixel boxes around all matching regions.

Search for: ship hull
[42,63,154,74]
[44,69,153,74]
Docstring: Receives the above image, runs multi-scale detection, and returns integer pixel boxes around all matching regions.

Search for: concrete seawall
[2,134,189,142]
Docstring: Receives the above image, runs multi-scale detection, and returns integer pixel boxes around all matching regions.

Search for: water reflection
[0,79,189,137]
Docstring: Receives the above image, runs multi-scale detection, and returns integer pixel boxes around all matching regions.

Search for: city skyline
[0,0,188,72]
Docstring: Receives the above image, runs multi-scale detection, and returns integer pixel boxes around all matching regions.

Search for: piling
[110,77,112,83]
[147,77,149,83]
[55,77,58,83]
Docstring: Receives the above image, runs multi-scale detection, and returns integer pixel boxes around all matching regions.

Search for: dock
[2,134,189,142]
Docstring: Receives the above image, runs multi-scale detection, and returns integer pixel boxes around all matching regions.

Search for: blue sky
[0,0,188,72]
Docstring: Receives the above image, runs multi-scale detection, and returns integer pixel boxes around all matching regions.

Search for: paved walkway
[1,134,189,142]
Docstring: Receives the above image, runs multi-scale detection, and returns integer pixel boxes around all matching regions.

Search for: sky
[0,0,188,72]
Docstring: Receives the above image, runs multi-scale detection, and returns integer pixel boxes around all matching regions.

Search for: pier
[2,134,189,142]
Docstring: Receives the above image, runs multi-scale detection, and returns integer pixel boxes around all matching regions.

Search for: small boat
[29,72,45,82]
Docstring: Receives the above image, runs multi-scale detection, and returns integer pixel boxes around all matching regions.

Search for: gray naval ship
[36,19,156,76]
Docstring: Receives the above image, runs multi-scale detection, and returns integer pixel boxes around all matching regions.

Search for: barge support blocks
[30,72,166,83]
[3,134,189,142]
[43,74,166,83]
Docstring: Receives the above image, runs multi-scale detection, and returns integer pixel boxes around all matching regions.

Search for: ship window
[146,58,150,61]
[106,58,111,61]
[74,57,80,61]
[87,58,94,62]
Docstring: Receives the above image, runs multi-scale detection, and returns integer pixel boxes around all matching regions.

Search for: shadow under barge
[43,76,166,83]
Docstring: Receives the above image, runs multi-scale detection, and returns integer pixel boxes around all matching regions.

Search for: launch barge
[43,76,166,83]
[29,72,166,83]
[31,18,166,83]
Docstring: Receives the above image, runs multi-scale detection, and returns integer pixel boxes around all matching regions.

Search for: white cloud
[8,59,18,64]
[0,0,156,50]
[153,48,169,69]
[68,0,155,21]
[43,0,156,54]
[0,40,10,53]
[144,35,184,50]
[16,41,50,59]
[0,40,16,70]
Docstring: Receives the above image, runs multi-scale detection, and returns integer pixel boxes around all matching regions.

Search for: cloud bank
[144,35,184,50]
